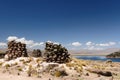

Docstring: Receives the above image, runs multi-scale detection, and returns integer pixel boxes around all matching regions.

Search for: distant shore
[71,53,107,56]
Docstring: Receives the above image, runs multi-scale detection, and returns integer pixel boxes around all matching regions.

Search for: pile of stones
[31,49,42,57]
[4,40,71,63]
[4,40,28,60]
[43,42,71,63]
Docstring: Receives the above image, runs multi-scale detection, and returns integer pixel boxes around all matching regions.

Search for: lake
[75,56,120,62]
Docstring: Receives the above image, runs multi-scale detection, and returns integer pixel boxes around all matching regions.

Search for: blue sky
[0,0,120,50]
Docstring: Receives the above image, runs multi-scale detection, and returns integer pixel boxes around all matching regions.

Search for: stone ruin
[43,42,71,63]
[4,40,28,60]
[31,49,42,57]
[4,40,71,63]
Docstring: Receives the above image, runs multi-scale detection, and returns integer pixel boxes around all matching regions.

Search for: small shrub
[27,65,37,77]
[5,64,10,69]
[54,71,61,77]
[54,70,68,77]
[0,62,3,66]
[36,58,41,63]
[27,65,32,77]
[18,67,22,71]
[19,59,25,62]
[12,62,18,66]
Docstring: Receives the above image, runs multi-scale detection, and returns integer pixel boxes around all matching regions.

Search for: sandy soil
[0,57,120,80]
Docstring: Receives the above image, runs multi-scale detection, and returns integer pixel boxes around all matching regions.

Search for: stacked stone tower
[44,42,71,63]
[4,40,28,60]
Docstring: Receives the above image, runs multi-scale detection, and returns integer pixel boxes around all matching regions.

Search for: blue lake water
[75,56,120,62]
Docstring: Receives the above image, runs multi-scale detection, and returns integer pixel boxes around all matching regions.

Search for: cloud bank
[96,42,116,47]
[0,42,7,48]
[71,42,82,47]
[85,41,116,50]
[86,41,94,46]
[7,36,44,48]
[0,36,118,50]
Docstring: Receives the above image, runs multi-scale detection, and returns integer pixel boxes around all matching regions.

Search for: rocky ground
[0,57,120,80]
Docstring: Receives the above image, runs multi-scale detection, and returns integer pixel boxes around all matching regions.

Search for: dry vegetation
[0,57,120,80]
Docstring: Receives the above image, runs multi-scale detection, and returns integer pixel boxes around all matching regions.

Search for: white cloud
[85,46,103,50]
[30,42,44,47]
[84,41,116,50]
[0,42,7,47]
[3,36,118,50]
[7,36,44,48]
[86,41,116,47]
[71,42,82,47]
[86,41,94,46]
[7,36,18,41]
[47,40,59,45]
[7,36,33,44]
[96,42,116,47]
[109,42,116,45]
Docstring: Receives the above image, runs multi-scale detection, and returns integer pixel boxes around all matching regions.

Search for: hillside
[69,48,120,56]
[106,51,120,58]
